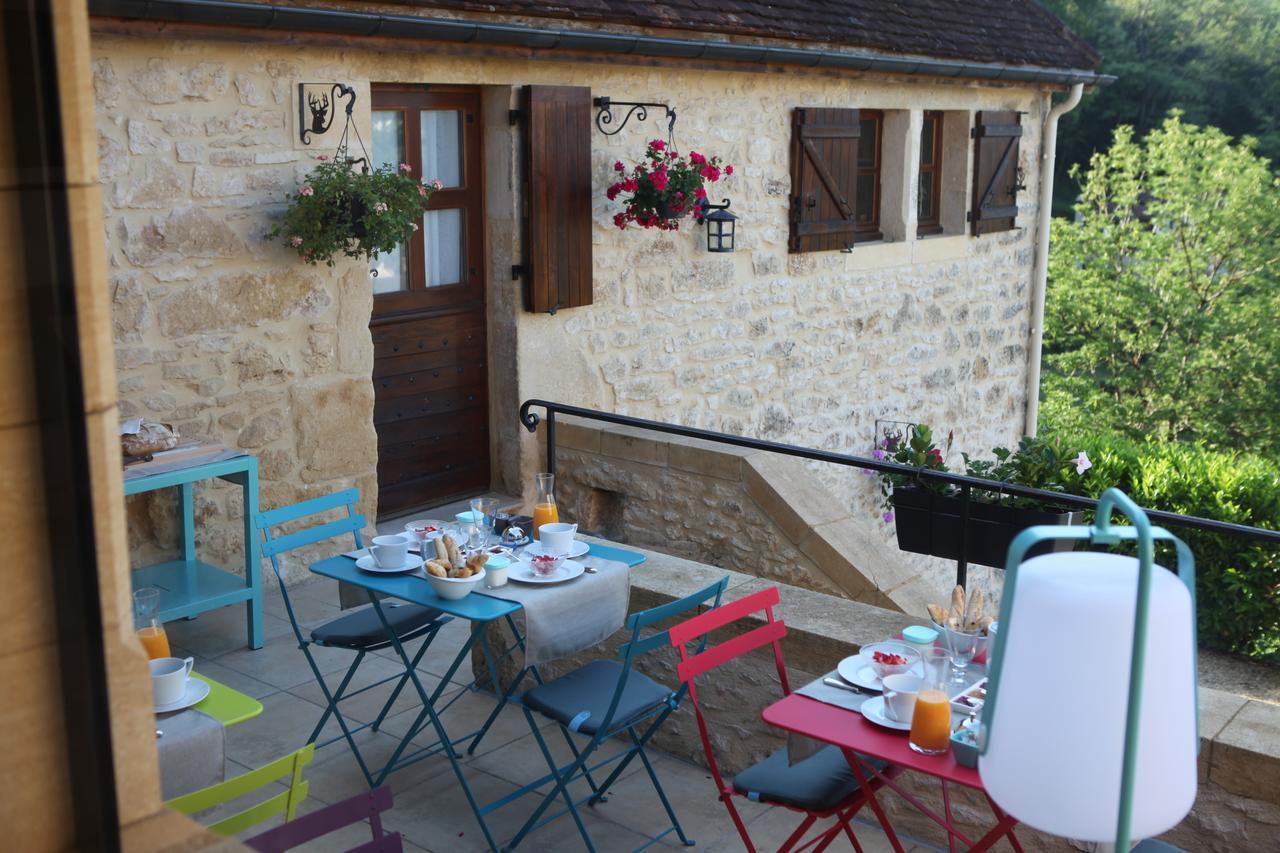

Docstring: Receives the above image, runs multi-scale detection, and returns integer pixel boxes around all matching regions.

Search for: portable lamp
[979,489,1198,850]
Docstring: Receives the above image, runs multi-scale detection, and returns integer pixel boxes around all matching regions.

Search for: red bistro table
[762,694,1023,852]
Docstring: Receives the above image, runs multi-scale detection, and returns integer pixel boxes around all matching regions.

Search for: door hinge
[511,264,527,280]
[509,109,524,125]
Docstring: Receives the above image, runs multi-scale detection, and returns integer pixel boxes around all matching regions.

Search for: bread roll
[425,560,449,578]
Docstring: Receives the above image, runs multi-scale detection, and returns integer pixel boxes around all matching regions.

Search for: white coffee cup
[538,522,579,556]
[151,656,194,707]
[882,673,922,723]
[371,534,410,568]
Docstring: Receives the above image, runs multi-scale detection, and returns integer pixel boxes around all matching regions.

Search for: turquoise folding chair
[256,489,450,787]
[501,577,730,851]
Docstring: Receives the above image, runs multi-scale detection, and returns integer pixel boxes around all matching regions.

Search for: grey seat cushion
[311,602,443,650]
[733,745,884,812]
[521,659,672,736]
[1132,841,1184,852]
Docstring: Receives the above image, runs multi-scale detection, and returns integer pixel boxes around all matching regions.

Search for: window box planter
[891,485,1082,568]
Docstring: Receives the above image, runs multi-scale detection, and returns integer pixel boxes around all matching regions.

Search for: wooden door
[370,85,487,517]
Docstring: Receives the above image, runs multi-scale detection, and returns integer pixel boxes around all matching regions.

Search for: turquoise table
[125,454,263,649]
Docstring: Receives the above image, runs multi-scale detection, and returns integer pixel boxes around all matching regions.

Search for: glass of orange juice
[910,647,953,755]
[133,587,171,660]
[532,472,559,540]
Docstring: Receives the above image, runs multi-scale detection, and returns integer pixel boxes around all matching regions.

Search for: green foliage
[962,434,1093,508]
[1065,431,1280,659]
[1041,0,1280,213]
[267,155,438,266]
[1042,115,1280,454]
[876,424,953,514]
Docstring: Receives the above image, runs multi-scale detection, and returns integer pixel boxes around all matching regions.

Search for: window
[854,110,883,241]
[369,86,482,304]
[917,110,943,236]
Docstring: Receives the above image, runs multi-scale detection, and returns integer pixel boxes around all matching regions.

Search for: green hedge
[1060,432,1280,659]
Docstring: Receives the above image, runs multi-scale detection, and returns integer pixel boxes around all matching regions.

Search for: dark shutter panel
[969,110,1023,236]
[522,85,592,313]
[789,107,860,253]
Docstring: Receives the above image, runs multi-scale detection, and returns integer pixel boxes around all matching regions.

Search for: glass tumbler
[910,648,953,755]
[133,587,171,660]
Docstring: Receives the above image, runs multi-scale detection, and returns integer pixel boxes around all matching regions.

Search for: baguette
[927,603,949,626]
[433,537,449,563]
[948,585,965,628]
[444,535,464,570]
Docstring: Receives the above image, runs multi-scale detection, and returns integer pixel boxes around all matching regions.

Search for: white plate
[155,677,211,714]
[858,695,912,732]
[520,540,590,560]
[836,653,923,693]
[510,559,586,585]
[356,553,425,574]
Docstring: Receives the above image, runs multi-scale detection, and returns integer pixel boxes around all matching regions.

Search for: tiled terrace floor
[166,580,938,852]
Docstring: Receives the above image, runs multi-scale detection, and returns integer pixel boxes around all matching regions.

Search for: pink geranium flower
[299,185,314,197]
[688,151,706,165]
[289,236,303,247]
[725,164,734,175]
[650,139,666,152]
[418,185,427,197]
[399,163,412,173]
[614,160,625,172]
[431,179,443,190]
[1072,451,1092,475]
[315,154,329,161]
[373,202,388,213]
[650,169,669,191]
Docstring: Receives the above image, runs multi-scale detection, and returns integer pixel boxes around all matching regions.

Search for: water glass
[470,497,498,549]
[944,626,980,686]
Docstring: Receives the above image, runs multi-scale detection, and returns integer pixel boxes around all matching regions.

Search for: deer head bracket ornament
[298,83,357,145]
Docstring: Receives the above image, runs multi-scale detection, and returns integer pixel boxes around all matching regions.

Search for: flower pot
[346,195,368,239]
[655,199,689,220]
[891,485,1082,568]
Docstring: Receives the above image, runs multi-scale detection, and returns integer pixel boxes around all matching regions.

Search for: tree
[1042,114,1280,454]
[1041,0,1280,214]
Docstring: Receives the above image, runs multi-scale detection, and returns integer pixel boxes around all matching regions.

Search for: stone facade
[94,28,1048,583]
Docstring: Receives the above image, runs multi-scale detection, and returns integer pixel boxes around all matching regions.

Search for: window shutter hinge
[509,109,524,125]
[511,264,527,280]
[970,127,978,139]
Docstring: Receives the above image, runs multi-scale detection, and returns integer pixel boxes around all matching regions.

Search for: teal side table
[125,454,263,649]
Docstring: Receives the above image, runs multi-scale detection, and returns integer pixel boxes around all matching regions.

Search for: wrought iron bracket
[299,83,357,145]
[593,96,676,137]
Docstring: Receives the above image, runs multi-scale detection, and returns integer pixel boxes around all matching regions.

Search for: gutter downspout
[1024,82,1084,437]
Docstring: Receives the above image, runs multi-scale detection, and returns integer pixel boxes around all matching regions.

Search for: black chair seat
[311,602,444,651]
[521,659,671,736]
[733,745,885,812]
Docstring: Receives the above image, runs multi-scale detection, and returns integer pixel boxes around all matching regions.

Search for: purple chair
[243,785,401,853]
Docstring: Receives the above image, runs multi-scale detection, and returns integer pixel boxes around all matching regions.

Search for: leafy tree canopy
[1042,115,1280,454]
[1042,0,1280,212]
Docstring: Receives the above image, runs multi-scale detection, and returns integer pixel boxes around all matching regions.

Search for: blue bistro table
[125,453,263,649]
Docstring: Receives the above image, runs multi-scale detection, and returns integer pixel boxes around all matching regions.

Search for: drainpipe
[1024,82,1084,437]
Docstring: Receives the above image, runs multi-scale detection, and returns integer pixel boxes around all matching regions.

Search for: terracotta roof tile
[404,0,1100,70]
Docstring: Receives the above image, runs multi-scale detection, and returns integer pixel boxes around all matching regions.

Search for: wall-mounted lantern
[700,198,737,253]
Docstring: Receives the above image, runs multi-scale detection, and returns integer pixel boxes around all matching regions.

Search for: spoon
[823,677,868,694]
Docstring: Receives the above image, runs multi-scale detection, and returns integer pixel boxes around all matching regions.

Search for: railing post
[957,484,971,590]
[546,410,556,477]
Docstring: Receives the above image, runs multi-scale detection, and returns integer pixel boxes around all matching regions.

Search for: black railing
[519,399,1280,588]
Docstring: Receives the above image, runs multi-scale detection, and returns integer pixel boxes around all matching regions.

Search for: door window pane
[858,118,878,168]
[855,175,876,225]
[918,176,935,221]
[371,109,408,294]
[424,208,464,287]
[920,116,936,166]
[421,110,463,188]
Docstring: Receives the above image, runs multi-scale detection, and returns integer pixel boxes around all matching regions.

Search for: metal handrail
[519,399,1280,587]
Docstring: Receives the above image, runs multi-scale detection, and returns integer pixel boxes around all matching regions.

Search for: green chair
[166,744,314,836]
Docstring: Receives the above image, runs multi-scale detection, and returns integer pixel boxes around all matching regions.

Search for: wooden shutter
[789,107,860,253]
[521,85,592,313]
[969,111,1023,236]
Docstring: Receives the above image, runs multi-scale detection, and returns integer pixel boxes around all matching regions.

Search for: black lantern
[700,198,737,253]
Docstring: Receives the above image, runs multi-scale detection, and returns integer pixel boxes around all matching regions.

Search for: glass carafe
[133,587,171,660]
[910,647,953,755]
[532,472,559,541]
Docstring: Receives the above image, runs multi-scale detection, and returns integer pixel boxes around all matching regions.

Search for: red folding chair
[668,586,899,853]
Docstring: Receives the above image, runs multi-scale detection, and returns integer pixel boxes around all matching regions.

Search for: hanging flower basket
[607,139,733,231]
[268,152,442,267]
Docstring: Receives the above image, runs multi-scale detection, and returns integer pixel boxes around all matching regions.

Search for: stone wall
[93,21,1050,582]
[479,540,1280,853]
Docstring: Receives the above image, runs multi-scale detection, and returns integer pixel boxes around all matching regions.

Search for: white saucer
[356,553,425,574]
[836,653,923,692]
[858,695,912,731]
[510,559,586,584]
[520,540,590,560]
[155,677,211,714]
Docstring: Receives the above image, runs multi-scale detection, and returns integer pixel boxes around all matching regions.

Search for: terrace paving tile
[214,629,354,692]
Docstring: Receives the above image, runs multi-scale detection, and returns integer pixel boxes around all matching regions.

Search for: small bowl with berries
[860,641,922,680]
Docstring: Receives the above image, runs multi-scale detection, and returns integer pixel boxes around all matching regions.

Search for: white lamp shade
[980,551,1196,841]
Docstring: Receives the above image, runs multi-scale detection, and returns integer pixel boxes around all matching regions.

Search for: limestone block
[1212,700,1280,800]
[156,269,328,338]
[291,379,377,483]
[159,112,201,137]
[192,166,247,198]
[92,57,119,108]
[205,107,283,136]
[127,58,180,104]
[109,272,148,342]
[97,133,127,180]
[120,205,244,266]
[234,72,265,106]
[180,62,229,100]
[126,119,169,155]
[115,158,184,208]
[236,409,285,449]
[174,141,203,163]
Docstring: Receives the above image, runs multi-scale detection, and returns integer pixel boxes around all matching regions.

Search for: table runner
[479,554,630,667]
[156,707,226,799]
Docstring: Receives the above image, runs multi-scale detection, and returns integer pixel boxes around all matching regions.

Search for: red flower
[614,160,625,172]
[695,187,708,199]
[606,182,622,201]
[926,448,943,465]
[699,165,721,182]
[725,164,734,175]
[613,212,627,229]
[621,178,639,192]
[649,139,667,152]
[688,151,706,165]
[649,168,669,191]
